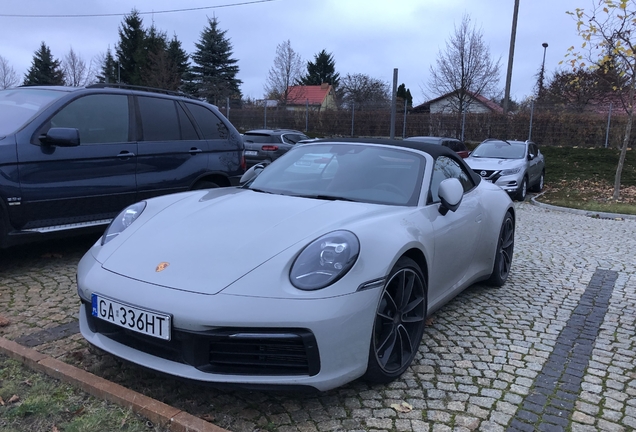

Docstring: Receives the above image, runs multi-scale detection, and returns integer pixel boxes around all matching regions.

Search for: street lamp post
[539,42,548,98]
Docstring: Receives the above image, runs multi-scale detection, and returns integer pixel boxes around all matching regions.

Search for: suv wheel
[515,177,527,201]
[192,180,220,190]
[531,171,544,192]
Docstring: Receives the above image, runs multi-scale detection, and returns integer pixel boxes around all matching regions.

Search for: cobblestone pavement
[1,202,635,432]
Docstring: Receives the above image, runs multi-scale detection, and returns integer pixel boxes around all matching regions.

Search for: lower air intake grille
[206,331,320,376]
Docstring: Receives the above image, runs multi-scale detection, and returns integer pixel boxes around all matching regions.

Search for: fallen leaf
[22,379,33,387]
[71,406,85,416]
[52,426,60,432]
[390,402,413,413]
[425,317,435,326]
[7,395,20,404]
[0,396,4,406]
[201,414,215,422]
[0,316,10,327]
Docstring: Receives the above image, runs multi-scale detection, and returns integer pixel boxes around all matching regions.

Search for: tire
[192,180,220,190]
[486,213,515,287]
[515,177,528,201]
[531,171,544,193]
[364,257,427,384]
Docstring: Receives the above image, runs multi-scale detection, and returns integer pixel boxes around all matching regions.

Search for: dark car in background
[405,136,470,158]
[0,84,245,248]
[465,139,545,201]
[243,129,310,167]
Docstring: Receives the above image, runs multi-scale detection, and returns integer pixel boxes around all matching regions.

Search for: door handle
[117,151,135,158]
[189,148,203,154]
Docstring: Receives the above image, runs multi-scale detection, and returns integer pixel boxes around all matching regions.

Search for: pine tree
[298,50,340,88]
[23,42,65,86]
[190,17,242,105]
[96,48,119,84]
[397,83,413,108]
[141,25,169,88]
[167,34,190,91]
[116,9,146,85]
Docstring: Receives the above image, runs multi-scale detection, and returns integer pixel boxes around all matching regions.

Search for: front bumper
[77,252,380,392]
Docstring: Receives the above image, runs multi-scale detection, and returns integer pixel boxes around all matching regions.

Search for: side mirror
[240,162,268,185]
[528,153,535,160]
[438,178,463,215]
[39,127,80,147]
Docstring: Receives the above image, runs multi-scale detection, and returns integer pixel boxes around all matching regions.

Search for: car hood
[100,188,399,295]
[465,157,525,170]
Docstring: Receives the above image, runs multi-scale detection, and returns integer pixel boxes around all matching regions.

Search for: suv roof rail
[86,83,197,99]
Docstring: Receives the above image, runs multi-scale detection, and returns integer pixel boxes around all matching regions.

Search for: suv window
[49,94,129,144]
[244,134,278,143]
[185,103,229,140]
[138,96,180,141]
[282,133,309,144]
[429,156,474,203]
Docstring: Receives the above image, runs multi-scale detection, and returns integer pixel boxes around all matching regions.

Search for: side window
[49,94,129,144]
[138,96,180,141]
[185,103,229,140]
[531,144,539,157]
[429,156,475,203]
[177,104,199,140]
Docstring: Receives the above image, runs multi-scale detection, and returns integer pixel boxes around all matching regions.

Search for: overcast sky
[1,0,589,105]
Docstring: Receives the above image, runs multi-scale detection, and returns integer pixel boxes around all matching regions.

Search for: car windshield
[471,141,526,159]
[248,143,425,206]
[0,88,67,137]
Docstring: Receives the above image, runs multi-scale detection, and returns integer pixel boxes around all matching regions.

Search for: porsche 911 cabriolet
[77,138,515,392]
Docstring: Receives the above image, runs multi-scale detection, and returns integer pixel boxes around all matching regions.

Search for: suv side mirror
[40,127,80,147]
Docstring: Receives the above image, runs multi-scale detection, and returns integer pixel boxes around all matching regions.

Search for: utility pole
[390,68,398,139]
[503,0,520,115]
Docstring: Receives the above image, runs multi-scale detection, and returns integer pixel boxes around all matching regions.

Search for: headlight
[500,167,521,176]
[290,230,359,290]
[101,202,146,245]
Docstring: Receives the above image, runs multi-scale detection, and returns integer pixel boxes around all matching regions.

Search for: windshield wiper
[293,194,359,202]
[249,188,275,194]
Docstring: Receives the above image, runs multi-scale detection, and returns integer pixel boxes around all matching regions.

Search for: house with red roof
[284,83,338,111]
[412,91,503,114]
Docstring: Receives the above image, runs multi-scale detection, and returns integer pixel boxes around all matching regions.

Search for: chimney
[320,83,329,90]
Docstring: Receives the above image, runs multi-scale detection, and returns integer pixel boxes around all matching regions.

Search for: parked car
[465,139,545,201]
[0,84,245,248]
[77,138,515,392]
[405,136,470,158]
[243,129,310,166]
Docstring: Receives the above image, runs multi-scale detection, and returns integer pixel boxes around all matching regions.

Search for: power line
[0,0,279,18]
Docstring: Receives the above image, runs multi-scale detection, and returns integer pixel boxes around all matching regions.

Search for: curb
[0,336,229,432]
[529,192,636,221]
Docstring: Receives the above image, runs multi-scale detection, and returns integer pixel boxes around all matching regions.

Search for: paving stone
[2,204,636,432]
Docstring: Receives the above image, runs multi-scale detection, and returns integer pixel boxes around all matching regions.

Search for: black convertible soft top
[308,137,482,185]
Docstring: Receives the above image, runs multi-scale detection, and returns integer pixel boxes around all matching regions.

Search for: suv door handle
[189,148,203,154]
[117,151,136,158]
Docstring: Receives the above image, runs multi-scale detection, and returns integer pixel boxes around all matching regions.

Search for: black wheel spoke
[373,264,427,375]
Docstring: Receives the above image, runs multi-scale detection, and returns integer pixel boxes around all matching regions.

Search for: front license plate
[91,294,171,340]
[244,150,258,156]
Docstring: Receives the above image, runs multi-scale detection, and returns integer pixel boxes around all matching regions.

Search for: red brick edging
[0,336,228,432]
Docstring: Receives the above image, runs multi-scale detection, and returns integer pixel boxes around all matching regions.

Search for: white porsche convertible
[77,138,515,392]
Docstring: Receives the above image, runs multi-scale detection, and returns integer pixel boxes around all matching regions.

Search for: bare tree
[427,14,501,112]
[62,47,97,86]
[567,1,636,201]
[264,40,304,105]
[339,73,391,110]
[0,55,19,89]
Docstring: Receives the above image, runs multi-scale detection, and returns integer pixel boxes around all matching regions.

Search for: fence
[226,105,635,150]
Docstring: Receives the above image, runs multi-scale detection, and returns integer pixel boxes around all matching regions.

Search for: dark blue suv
[0,84,245,248]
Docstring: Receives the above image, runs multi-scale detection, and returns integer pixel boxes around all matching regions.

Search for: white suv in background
[465,139,545,201]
